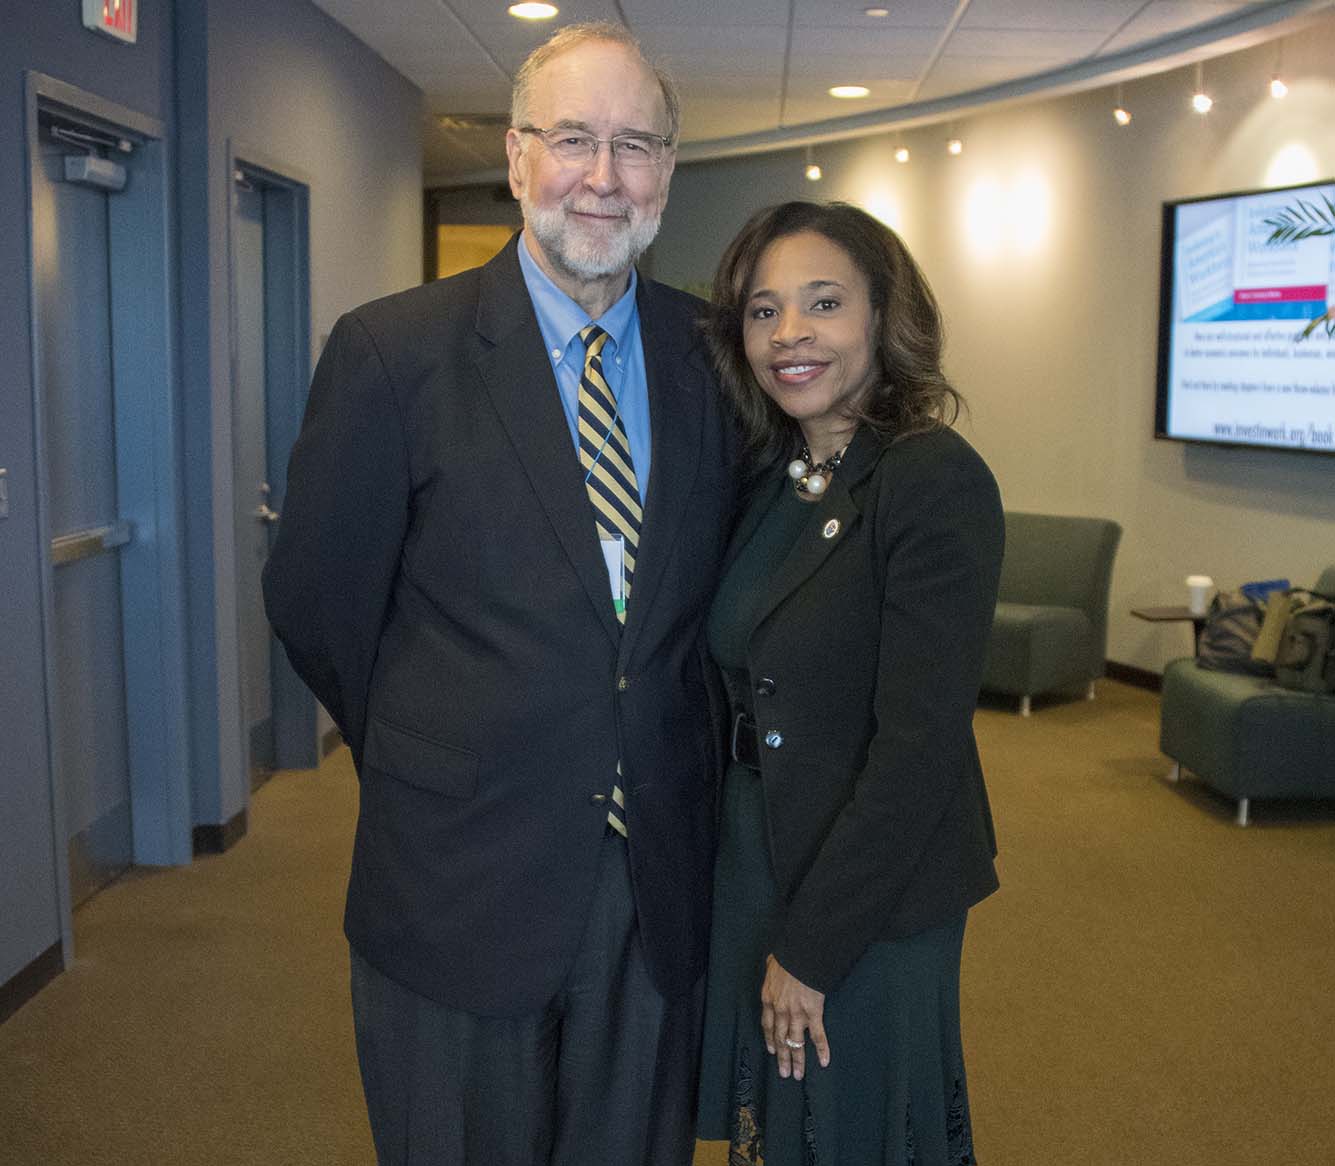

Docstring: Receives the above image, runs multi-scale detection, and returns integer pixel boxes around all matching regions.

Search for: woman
[696,201,1003,1166]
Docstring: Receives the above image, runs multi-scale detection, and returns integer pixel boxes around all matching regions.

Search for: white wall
[653,18,1335,675]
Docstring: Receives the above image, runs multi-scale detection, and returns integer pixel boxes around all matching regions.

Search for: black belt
[730,712,761,770]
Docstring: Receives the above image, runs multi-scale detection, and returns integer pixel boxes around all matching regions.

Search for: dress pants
[350,831,704,1166]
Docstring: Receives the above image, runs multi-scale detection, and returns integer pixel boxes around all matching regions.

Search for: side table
[1131,605,1209,654]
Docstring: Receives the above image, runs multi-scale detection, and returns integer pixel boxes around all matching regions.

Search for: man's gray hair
[510,21,680,144]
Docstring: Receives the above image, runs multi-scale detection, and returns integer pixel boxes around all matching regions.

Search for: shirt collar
[517,230,639,359]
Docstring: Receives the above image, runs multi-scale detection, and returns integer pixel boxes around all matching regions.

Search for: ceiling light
[1191,62,1211,115]
[894,146,909,164]
[829,85,870,99]
[1113,83,1130,126]
[947,137,963,156]
[1270,75,1288,99]
[508,2,558,19]
[864,5,890,14]
[805,163,823,181]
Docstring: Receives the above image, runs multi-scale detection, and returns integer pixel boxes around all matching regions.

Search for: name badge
[600,534,627,615]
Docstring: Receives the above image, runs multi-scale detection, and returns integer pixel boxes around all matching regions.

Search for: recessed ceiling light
[829,85,870,99]
[864,5,891,14]
[1192,91,1213,114]
[1113,106,1131,126]
[805,163,823,181]
[946,137,963,155]
[1270,75,1288,99]
[508,2,558,19]
[894,146,909,163]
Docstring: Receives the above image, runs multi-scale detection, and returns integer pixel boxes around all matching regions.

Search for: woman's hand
[760,954,830,1080]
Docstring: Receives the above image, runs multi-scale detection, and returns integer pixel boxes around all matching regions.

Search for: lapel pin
[822,519,840,540]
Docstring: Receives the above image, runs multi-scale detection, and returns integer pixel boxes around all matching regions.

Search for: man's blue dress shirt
[517,232,652,505]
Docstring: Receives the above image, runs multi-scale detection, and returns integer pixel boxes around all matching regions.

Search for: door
[232,177,278,786]
[32,117,133,904]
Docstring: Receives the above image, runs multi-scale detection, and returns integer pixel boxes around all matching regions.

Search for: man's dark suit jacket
[263,238,737,1015]
[725,424,1003,994]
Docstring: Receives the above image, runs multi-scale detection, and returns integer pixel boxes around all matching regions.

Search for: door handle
[51,520,133,566]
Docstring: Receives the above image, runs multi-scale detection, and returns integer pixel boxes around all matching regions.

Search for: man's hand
[760,954,830,1080]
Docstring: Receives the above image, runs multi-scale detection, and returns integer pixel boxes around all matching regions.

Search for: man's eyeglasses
[517,126,674,169]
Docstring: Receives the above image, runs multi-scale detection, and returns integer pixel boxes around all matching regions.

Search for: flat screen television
[1155,178,1335,455]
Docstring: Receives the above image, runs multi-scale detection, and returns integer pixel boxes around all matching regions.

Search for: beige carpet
[2,681,1332,1164]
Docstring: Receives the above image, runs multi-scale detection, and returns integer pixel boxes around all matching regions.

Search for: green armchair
[1159,565,1335,825]
[980,511,1123,715]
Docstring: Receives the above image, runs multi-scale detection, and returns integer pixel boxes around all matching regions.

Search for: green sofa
[980,511,1123,716]
[1159,565,1335,825]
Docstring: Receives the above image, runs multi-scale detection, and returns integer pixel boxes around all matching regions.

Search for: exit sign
[82,0,138,44]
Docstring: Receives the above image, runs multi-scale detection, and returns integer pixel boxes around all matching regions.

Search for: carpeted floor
[2,680,1332,1164]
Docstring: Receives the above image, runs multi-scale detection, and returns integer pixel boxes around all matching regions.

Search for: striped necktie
[578,323,638,838]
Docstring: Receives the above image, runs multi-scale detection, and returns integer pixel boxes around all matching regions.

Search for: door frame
[24,73,192,959]
[225,142,316,773]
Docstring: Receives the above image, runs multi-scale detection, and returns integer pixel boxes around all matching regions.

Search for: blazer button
[617,675,629,691]
[755,677,776,697]
[590,793,608,804]
[764,729,783,749]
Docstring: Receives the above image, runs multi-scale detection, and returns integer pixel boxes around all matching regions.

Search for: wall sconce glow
[1009,171,1052,256]
[963,176,1003,260]
[805,163,823,181]
[1191,91,1213,114]
[829,85,871,99]
[861,191,902,232]
[508,2,558,19]
[864,6,890,15]
[1264,143,1320,187]
[947,138,964,156]
[1270,75,1289,99]
[894,146,910,164]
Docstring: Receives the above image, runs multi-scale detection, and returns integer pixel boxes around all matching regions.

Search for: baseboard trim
[1,942,63,1025]
[320,726,343,758]
[192,808,248,856]
[1107,660,1162,692]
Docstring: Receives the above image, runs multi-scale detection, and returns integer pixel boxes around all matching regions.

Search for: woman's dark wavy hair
[707,200,962,466]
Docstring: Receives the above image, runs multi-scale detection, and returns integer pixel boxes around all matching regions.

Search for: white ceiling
[307,0,1320,186]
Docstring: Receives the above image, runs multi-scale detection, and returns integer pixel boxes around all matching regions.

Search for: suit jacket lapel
[618,278,704,653]
[744,425,882,634]
[471,239,622,647]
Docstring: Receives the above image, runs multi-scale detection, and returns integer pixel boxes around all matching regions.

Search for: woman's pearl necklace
[787,443,845,499]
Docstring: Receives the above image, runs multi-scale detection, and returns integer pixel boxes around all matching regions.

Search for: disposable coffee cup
[1185,574,1213,616]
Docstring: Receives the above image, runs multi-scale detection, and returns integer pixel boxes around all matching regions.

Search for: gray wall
[176,0,422,828]
[653,18,1335,677]
[2,1,421,992]
[2,5,176,988]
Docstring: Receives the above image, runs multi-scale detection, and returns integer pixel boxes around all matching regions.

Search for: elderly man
[263,20,736,1166]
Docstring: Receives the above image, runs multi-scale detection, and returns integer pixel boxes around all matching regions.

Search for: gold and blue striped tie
[578,323,638,838]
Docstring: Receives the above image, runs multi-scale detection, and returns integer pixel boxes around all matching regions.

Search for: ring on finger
[783,1037,803,1049]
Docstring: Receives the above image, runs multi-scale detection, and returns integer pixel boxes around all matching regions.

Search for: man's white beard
[522,195,662,282]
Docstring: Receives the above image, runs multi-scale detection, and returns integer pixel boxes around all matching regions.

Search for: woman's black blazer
[730,423,1004,994]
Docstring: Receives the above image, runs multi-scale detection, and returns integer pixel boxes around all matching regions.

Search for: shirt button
[764,730,783,749]
[617,675,629,691]
[755,677,776,697]
[550,348,562,360]
[615,356,623,366]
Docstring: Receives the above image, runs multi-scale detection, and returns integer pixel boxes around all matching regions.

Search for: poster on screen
[1159,181,1335,454]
